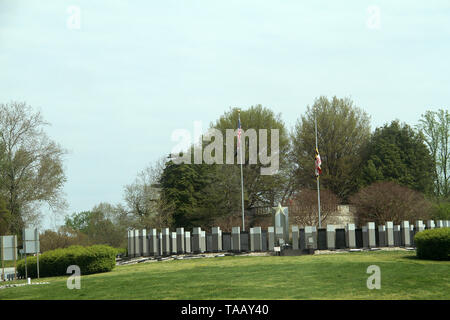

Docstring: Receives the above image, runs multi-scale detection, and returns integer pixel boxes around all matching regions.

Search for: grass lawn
[0,250,448,300]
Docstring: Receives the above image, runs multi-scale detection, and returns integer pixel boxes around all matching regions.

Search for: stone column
[134,229,141,257]
[362,226,368,248]
[162,228,170,255]
[326,225,336,250]
[410,225,415,246]
[415,220,425,232]
[426,220,435,229]
[184,231,191,253]
[436,220,444,228]
[378,225,386,247]
[158,232,163,256]
[140,229,148,256]
[304,226,317,250]
[127,230,134,257]
[212,227,222,252]
[171,232,177,254]
[292,225,299,250]
[267,227,275,251]
[367,222,376,248]
[192,227,202,253]
[386,221,394,247]
[393,225,401,246]
[148,228,158,256]
[176,228,185,254]
[231,227,240,252]
[275,227,284,246]
[345,223,356,249]
[201,231,206,253]
[401,221,410,247]
[254,227,262,251]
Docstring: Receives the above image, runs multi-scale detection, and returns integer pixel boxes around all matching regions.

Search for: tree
[212,105,291,209]
[416,109,449,199]
[291,96,371,201]
[0,197,12,234]
[288,188,339,227]
[350,181,432,225]
[123,157,166,227]
[0,102,67,234]
[361,120,434,195]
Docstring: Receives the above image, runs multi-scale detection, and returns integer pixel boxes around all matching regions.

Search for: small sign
[274,246,281,252]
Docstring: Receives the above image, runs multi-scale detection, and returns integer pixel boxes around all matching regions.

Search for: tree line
[0,99,448,251]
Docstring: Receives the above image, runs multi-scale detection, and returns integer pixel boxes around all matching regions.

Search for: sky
[0,0,449,230]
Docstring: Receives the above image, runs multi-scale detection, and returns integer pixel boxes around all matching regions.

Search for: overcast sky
[1,0,449,230]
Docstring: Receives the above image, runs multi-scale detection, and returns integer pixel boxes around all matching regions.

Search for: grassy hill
[0,250,448,300]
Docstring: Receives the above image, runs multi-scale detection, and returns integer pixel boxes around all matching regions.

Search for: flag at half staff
[315,148,322,176]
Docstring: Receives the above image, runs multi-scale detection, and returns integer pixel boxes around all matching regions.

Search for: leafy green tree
[0,197,12,234]
[0,102,67,235]
[361,120,434,195]
[291,96,371,201]
[416,109,449,199]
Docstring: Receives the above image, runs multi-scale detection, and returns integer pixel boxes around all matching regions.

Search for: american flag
[315,148,322,176]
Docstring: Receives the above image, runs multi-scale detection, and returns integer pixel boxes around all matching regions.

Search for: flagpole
[238,110,245,231]
[315,114,322,228]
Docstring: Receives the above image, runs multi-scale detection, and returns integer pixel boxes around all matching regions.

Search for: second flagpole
[238,110,245,231]
[315,113,322,228]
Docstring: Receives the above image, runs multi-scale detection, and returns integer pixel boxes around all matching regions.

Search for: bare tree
[287,188,339,227]
[350,181,432,225]
[0,102,67,234]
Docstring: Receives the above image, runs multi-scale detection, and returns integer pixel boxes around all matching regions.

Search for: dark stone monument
[222,233,231,252]
[335,229,346,249]
[355,228,363,248]
[317,229,327,250]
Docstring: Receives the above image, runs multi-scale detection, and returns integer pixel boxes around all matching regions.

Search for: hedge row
[415,227,450,260]
[17,245,117,278]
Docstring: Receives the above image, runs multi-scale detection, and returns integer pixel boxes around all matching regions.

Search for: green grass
[0,251,448,300]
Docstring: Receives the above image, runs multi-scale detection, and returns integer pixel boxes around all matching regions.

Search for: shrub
[415,228,450,260]
[17,245,116,278]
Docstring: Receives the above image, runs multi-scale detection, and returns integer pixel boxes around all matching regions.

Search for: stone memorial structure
[184,231,191,253]
[275,227,284,246]
[158,232,163,256]
[378,225,386,247]
[393,225,401,246]
[134,229,141,257]
[345,223,356,249]
[176,228,185,254]
[386,222,394,247]
[367,222,376,248]
[192,227,202,253]
[127,230,134,257]
[273,203,289,243]
[401,221,410,247]
[415,220,425,233]
[201,231,206,253]
[212,227,222,252]
[267,227,275,251]
[231,227,240,252]
[326,225,336,250]
[292,226,299,250]
[436,220,444,228]
[304,226,317,250]
[140,229,148,256]
[148,228,158,256]
[171,232,177,254]
[426,220,435,229]
[362,226,369,248]
[162,228,171,255]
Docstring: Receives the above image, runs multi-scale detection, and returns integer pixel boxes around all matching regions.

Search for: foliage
[39,226,90,252]
[0,101,67,235]
[16,245,116,278]
[415,228,450,260]
[361,120,434,195]
[0,197,12,234]
[416,109,449,199]
[288,188,339,227]
[430,200,450,220]
[290,96,371,202]
[350,181,432,225]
